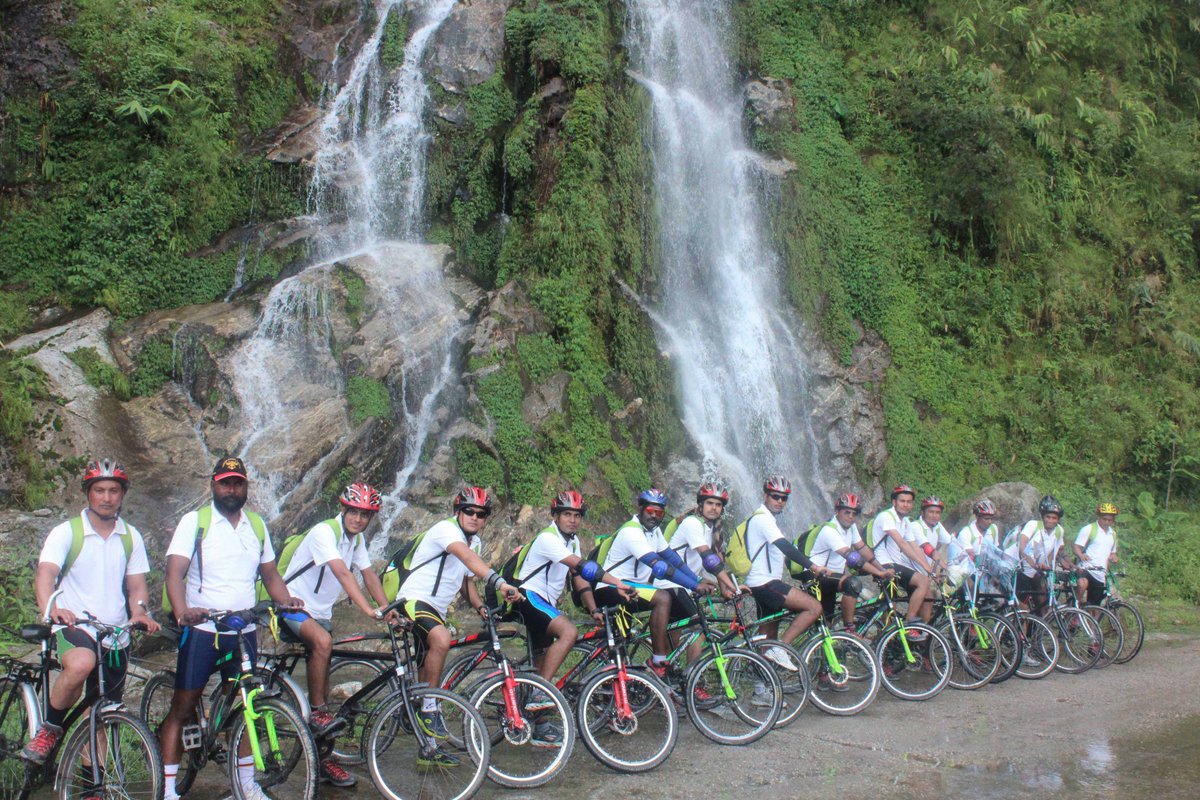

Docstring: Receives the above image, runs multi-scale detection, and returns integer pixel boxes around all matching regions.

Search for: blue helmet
[637,488,668,509]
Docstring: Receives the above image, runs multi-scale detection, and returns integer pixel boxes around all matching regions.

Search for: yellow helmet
[1097,502,1119,516]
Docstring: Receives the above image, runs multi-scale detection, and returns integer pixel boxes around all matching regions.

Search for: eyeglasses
[460,508,491,519]
[767,493,789,502]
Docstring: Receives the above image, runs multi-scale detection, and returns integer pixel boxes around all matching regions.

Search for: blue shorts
[278,610,332,644]
[175,627,258,690]
[514,591,562,651]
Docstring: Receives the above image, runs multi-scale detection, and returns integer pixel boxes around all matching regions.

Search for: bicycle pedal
[181,724,203,751]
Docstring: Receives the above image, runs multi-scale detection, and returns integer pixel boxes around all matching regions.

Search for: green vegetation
[347,376,393,424]
[67,347,131,400]
[130,335,176,397]
[453,439,506,494]
[0,355,54,508]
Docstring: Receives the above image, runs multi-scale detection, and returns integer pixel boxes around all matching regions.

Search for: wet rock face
[427,0,511,124]
[744,77,795,128]
[0,1,76,97]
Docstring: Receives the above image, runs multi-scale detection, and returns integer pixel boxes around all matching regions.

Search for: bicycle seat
[20,624,52,643]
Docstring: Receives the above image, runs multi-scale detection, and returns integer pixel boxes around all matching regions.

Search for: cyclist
[806,493,894,630]
[869,484,934,632]
[912,496,952,576]
[956,498,1000,567]
[1013,494,1067,612]
[1072,502,1120,606]
[276,481,397,788]
[742,476,830,671]
[511,490,635,705]
[592,488,704,681]
[23,459,160,780]
[159,457,302,800]
[395,487,523,757]
[669,481,738,600]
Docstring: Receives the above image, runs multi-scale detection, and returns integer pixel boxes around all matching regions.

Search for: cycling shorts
[56,628,128,703]
[595,584,652,613]
[278,610,333,644]
[1076,570,1107,606]
[890,564,921,594]
[515,591,564,652]
[750,579,794,617]
[176,627,258,691]
[401,599,446,666]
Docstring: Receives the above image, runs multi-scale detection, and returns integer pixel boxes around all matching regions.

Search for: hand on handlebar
[176,607,210,627]
[616,583,638,601]
[129,611,161,634]
[500,583,524,604]
[49,607,78,627]
[277,595,305,612]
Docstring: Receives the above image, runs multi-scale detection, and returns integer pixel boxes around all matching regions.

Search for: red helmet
[921,496,944,510]
[340,482,382,512]
[891,484,915,499]
[82,458,130,491]
[453,486,493,513]
[763,476,791,495]
[835,493,861,511]
[696,481,730,506]
[551,490,586,515]
[973,499,997,516]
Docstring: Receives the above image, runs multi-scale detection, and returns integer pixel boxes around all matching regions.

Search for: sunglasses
[460,508,491,519]
[767,493,790,502]
[642,507,665,518]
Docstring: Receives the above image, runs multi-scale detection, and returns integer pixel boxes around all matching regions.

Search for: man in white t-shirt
[1015,494,1069,611]
[22,459,160,772]
[668,482,738,599]
[912,496,953,575]
[159,457,300,800]
[806,493,894,629]
[276,482,396,788]
[868,484,934,630]
[1072,502,1120,606]
[956,498,1000,569]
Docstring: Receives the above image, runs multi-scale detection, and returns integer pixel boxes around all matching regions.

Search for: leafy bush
[347,376,393,425]
[67,347,131,400]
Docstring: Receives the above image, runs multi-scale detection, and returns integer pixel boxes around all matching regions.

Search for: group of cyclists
[18,453,1126,798]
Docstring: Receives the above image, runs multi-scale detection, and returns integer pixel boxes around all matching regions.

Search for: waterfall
[231,0,464,527]
[625,0,827,520]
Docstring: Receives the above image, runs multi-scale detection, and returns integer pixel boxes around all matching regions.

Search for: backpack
[725,510,768,579]
[379,519,459,603]
[788,523,824,578]
[1080,522,1117,550]
[255,517,357,603]
[1000,524,1024,555]
[162,506,267,615]
[58,515,134,588]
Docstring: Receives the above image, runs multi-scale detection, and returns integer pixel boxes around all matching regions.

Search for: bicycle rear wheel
[56,707,162,800]
[800,631,880,716]
[1013,612,1059,679]
[327,658,396,765]
[1084,605,1123,669]
[367,687,489,800]
[0,677,38,800]
[684,648,780,745]
[939,618,1002,690]
[876,623,952,701]
[747,638,809,727]
[439,649,493,699]
[137,670,202,795]
[576,667,677,772]
[975,612,1020,684]
[470,673,574,788]
[1048,607,1102,674]
[227,695,318,800]
[1109,600,1145,664]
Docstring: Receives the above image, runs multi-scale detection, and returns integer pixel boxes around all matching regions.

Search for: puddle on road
[947,715,1200,799]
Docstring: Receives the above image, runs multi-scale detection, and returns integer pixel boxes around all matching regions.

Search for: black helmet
[1038,495,1063,517]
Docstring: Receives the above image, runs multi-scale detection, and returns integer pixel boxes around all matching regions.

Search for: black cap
[212,456,249,481]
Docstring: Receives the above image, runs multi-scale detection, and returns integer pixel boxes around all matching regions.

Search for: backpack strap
[746,510,771,571]
[61,514,134,587]
[192,505,213,589]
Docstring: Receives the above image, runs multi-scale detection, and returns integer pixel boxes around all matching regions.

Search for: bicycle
[1055,570,1123,669]
[1102,572,1144,664]
[852,577,953,701]
[139,605,318,799]
[927,576,1005,690]
[1029,568,1104,674]
[974,544,1060,680]
[0,589,161,800]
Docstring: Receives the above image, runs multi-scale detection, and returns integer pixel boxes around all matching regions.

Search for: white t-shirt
[808,518,860,573]
[871,507,917,568]
[1015,520,1065,578]
[40,510,151,648]
[166,503,276,633]
[675,515,717,577]
[601,518,658,584]
[1073,523,1117,580]
[516,523,581,606]
[398,518,481,616]
[912,518,951,574]
[283,517,373,621]
[744,506,787,587]
[956,520,999,556]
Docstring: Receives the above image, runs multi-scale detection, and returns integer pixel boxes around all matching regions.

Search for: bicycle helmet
[763,476,791,496]
[453,486,494,513]
[921,496,944,510]
[551,490,587,515]
[637,488,668,509]
[835,493,861,511]
[973,498,997,516]
[1097,502,1119,516]
[1038,495,1063,517]
[82,458,130,491]
[340,482,382,511]
[891,484,915,499]
[696,481,730,506]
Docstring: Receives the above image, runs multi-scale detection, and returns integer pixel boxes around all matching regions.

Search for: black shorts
[514,592,565,652]
[889,564,922,594]
[665,587,698,623]
[401,599,447,666]
[56,628,128,703]
[594,584,652,613]
[816,575,843,618]
[750,580,794,618]
[1077,571,1108,606]
[1015,572,1047,605]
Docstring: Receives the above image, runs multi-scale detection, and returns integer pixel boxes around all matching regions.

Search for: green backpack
[725,509,768,579]
[162,505,267,615]
[58,515,134,587]
[379,520,458,603]
[788,523,825,578]
[485,530,559,612]
[255,518,356,603]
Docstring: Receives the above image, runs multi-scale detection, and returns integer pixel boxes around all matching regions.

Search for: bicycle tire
[469,672,574,787]
[747,638,809,727]
[56,706,163,800]
[227,695,318,800]
[137,669,202,795]
[939,618,1002,690]
[556,641,606,706]
[1048,607,1102,674]
[876,622,953,701]
[1084,605,1123,669]
[1012,611,1059,679]
[0,677,38,800]
[575,667,677,772]
[684,648,780,745]
[254,662,310,721]
[1109,600,1145,664]
[800,631,880,716]
[367,687,489,800]
[327,657,396,765]
[975,611,1021,684]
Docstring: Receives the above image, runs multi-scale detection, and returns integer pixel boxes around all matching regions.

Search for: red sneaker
[20,722,63,765]
[320,758,358,788]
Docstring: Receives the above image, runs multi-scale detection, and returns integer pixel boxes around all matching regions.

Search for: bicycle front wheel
[1084,605,1123,669]
[940,618,1002,690]
[56,707,162,800]
[576,667,677,772]
[684,648,780,745]
[748,638,810,727]
[975,612,1020,684]
[1049,607,1102,674]
[1109,600,1145,664]
[800,632,880,716]
[367,687,489,800]
[470,673,574,787]
[876,623,952,701]
[0,677,38,800]
[1013,612,1059,679]
[227,695,318,800]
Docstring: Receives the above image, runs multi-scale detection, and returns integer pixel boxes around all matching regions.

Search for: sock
[45,702,68,729]
[651,655,668,665]
[237,755,255,791]
[164,764,178,796]
[421,696,438,713]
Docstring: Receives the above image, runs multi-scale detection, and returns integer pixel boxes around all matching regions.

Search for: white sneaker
[764,645,799,672]
[1020,653,1042,668]
[164,794,181,800]
[241,782,271,800]
[750,687,774,707]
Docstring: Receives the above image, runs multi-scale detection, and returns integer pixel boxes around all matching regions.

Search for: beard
[214,493,247,514]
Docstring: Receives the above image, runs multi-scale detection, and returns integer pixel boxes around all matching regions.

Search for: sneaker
[240,782,272,800]
[692,684,714,702]
[417,745,461,768]
[1020,652,1042,668]
[523,688,556,713]
[644,659,670,680]
[319,757,358,788]
[20,722,63,765]
[750,687,774,707]
[531,720,564,748]
[905,627,928,642]
[416,709,449,739]
[763,645,799,672]
[309,709,347,738]
[164,795,182,800]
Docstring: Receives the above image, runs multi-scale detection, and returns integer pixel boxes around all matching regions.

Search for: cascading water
[625,0,827,520]
[231,0,465,530]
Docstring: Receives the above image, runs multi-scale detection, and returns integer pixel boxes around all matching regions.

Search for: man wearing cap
[158,457,300,800]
